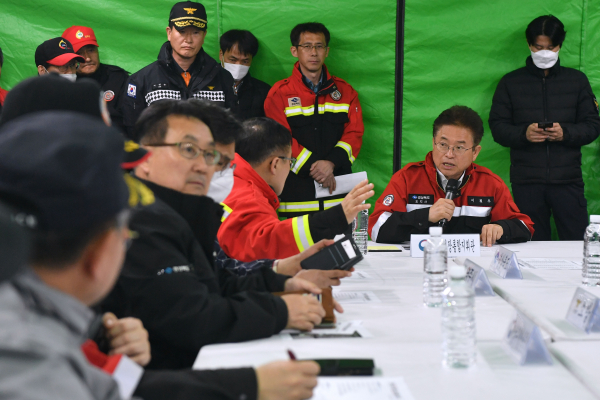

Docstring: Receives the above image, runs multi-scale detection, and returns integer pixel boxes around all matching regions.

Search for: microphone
[438,179,459,228]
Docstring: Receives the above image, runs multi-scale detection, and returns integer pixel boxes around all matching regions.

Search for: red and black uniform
[218,155,349,261]
[264,63,363,217]
[368,152,534,243]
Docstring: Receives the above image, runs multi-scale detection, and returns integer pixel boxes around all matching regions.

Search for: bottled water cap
[590,215,600,223]
[449,265,466,278]
[429,226,443,236]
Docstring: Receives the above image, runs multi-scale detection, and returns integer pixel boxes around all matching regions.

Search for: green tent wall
[1,1,598,233]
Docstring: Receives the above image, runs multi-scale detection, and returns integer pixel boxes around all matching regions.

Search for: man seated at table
[217,117,374,262]
[369,105,534,247]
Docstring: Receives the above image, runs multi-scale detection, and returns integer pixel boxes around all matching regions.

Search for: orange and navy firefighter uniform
[264,62,363,218]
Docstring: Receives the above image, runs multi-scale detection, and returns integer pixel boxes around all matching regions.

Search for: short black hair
[220,30,259,57]
[238,118,292,166]
[135,99,213,144]
[0,47,3,67]
[290,22,330,46]
[526,15,566,47]
[433,105,484,146]
[188,99,243,145]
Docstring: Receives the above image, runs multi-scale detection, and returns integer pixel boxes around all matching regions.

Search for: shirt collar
[301,68,324,93]
[436,168,465,191]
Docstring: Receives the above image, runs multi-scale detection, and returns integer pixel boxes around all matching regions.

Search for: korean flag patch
[127,84,137,98]
[383,194,394,206]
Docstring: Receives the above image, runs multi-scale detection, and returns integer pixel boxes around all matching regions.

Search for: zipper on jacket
[542,77,549,182]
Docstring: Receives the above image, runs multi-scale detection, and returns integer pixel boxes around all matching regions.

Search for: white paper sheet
[310,377,416,400]
[518,258,582,270]
[334,291,382,304]
[314,171,368,199]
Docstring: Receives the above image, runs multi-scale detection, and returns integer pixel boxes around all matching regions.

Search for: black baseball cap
[0,112,133,232]
[35,37,84,67]
[169,2,207,31]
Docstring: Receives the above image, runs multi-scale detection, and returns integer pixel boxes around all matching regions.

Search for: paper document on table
[334,291,382,304]
[518,258,582,270]
[310,377,416,400]
[346,270,374,280]
[314,171,367,199]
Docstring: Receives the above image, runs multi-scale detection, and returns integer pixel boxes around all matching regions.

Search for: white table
[550,341,600,399]
[193,241,599,399]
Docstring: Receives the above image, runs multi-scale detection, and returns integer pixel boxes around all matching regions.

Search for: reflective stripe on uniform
[457,206,491,217]
[291,148,312,174]
[292,215,314,251]
[220,203,233,222]
[370,211,392,242]
[284,103,350,117]
[335,141,355,164]
[323,199,343,209]
[278,201,320,213]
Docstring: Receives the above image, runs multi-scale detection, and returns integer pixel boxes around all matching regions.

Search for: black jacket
[230,72,271,121]
[122,42,236,139]
[79,63,129,132]
[99,180,289,370]
[489,57,600,184]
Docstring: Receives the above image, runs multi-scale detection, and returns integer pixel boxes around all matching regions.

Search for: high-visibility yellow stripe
[292,215,314,252]
[323,199,343,209]
[278,201,320,213]
[220,202,233,222]
[291,148,311,174]
[284,103,350,117]
[335,141,356,164]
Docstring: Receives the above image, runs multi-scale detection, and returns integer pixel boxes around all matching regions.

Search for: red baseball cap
[62,26,99,53]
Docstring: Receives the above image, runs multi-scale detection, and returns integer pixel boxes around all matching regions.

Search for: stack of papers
[518,258,582,270]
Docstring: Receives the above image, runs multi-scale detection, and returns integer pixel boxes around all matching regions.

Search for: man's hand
[546,123,564,141]
[481,224,503,247]
[284,277,322,294]
[428,199,455,223]
[341,180,374,224]
[526,123,549,143]
[256,360,320,400]
[310,160,334,183]
[276,239,335,276]
[282,294,325,330]
[295,269,352,288]
[102,312,151,367]
[321,175,337,194]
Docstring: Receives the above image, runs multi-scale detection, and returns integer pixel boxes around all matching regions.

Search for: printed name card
[463,259,495,296]
[409,234,480,258]
[489,246,522,279]
[503,311,553,365]
[566,288,600,334]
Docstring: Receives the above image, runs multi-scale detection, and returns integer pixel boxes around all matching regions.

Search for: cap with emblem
[169,1,207,31]
[34,37,84,67]
[62,26,99,53]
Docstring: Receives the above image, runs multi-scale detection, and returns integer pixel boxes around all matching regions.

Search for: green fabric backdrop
[0,0,397,208]
[403,0,600,234]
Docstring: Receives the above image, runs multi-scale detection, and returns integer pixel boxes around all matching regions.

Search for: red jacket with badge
[368,152,534,243]
[218,155,350,261]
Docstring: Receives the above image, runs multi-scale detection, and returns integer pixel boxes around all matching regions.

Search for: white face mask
[531,49,559,69]
[222,62,250,81]
[207,167,235,204]
[60,73,77,82]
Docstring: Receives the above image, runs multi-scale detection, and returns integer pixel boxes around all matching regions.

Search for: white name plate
[464,259,495,296]
[503,311,553,365]
[410,234,480,258]
[489,246,522,279]
[566,287,600,334]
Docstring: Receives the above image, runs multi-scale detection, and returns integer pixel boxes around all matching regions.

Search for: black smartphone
[538,122,553,129]
[300,237,363,271]
[312,359,375,376]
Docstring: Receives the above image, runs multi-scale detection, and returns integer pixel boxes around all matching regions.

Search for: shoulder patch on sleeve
[383,194,394,206]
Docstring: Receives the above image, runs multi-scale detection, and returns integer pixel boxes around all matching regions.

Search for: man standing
[489,15,600,241]
[219,29,271,120]
[264,23,364,217]
[369,106,534,246]
[34,37,84,80]
[122,1,235,138]
[62,25,130,131]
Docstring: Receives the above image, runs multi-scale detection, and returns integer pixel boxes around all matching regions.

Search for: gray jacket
[0,269,122,400]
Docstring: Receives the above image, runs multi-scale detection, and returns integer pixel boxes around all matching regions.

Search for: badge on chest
[408,194,434,205]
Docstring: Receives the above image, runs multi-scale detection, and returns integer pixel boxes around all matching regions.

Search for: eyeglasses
[434,141,474,155]
[145,142,222,165]
[296,44,327,53]
[277,156,297,169]
[55,62,79,73]
[216,155,234,172]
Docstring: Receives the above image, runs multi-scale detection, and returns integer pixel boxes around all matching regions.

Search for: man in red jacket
[264,22,363,218]
[369,106,534,247]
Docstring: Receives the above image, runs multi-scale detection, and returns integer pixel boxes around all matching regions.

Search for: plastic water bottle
[442,265,476,368]
[583,215,600,286]
[352,209,369,255]
[423,226,447,307]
